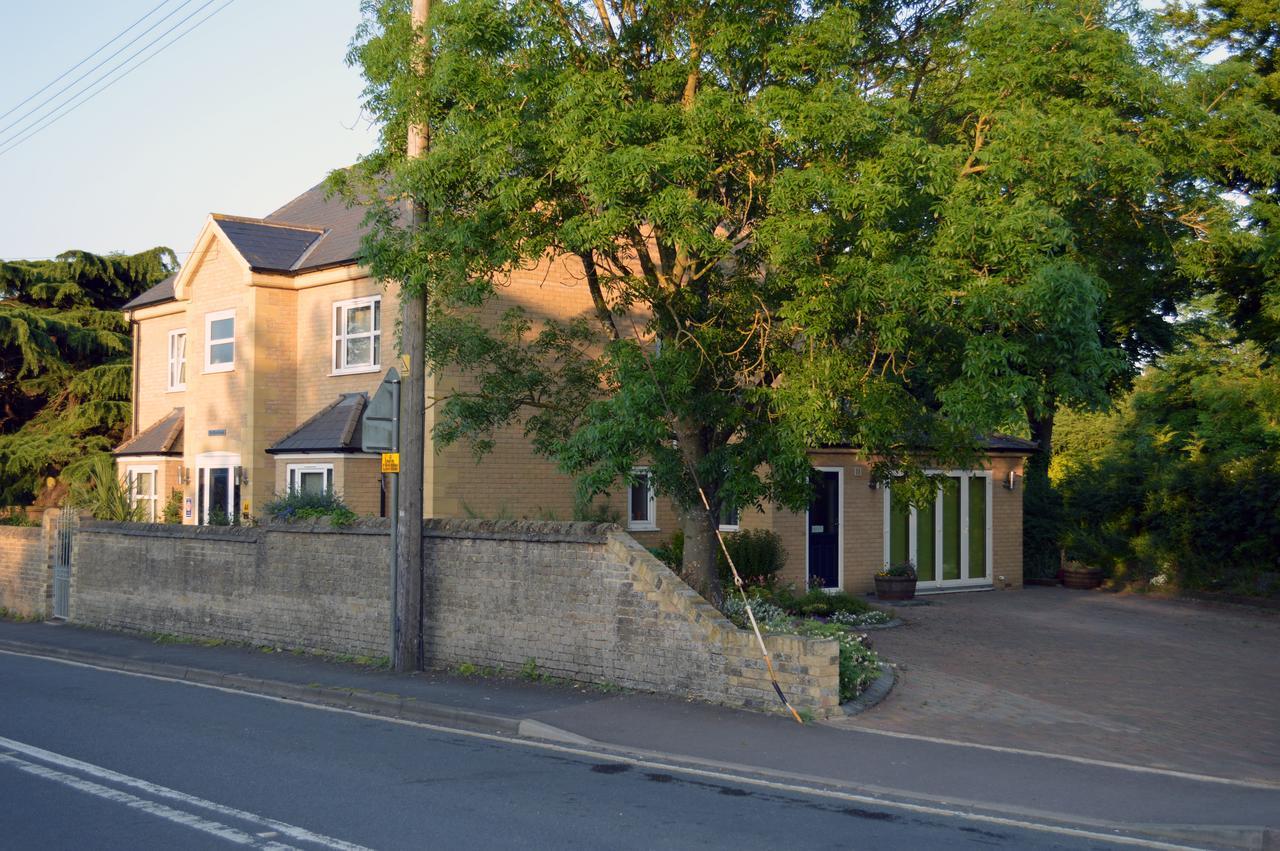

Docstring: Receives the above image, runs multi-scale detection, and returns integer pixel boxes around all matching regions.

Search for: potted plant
[1061,560,1103,590]
[875,562,918,601]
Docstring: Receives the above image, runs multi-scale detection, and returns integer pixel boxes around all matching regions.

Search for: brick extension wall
[0,526,48,618]
[70,519,840,716]
[0,509,67,619]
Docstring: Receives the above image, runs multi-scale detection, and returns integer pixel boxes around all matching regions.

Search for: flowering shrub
[830,609,893,627]
[721,591,883,702]
[262,491,357,526]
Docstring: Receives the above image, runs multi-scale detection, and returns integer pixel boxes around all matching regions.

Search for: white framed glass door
[196,453,241,525]
[884,471,992,590]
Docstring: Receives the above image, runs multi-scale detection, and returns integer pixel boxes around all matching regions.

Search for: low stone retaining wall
[423,520,839,714]
[72,522,388,657]
[71,519,840,716]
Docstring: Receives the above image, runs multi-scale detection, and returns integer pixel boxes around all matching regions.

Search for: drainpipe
[129,313,139,437]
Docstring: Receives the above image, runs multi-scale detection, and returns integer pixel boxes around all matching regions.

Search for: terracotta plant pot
[1062,566,1103,589]
[875,575,917,601]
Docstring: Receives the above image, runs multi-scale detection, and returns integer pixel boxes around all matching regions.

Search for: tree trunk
[681,507,722,608]
[671,416,724,608]
[1023,407,1063,580]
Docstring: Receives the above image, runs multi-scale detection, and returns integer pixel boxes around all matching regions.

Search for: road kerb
[0,639,526,736]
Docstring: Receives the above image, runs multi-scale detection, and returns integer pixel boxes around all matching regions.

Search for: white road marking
[0,752,294,849]
[831,722,1280,791]
[2,648,1260,850]
[0,736,373,851]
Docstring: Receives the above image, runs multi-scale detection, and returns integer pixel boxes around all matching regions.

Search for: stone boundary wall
[71,519,840,716]
[72,521,388,657]
[422,519,839,715]
[0,519,51,619]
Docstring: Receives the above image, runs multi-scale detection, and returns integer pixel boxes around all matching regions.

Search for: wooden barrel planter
[875,575,918,601]
[1062,564,1103,589]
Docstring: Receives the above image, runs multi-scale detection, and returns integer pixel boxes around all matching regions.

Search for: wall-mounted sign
[184,497,193,519]
[207,429,226,436]
[381,453,400,474]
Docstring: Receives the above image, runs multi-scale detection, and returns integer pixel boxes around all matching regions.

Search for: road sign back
[362,368,401,454]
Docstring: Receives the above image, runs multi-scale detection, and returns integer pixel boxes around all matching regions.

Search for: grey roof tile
[983,433,1040,452]
[212,215,325,271]
[121,273,177,311]
[114,408,183,456]
[264,179,373,270]
[266,393,368,454]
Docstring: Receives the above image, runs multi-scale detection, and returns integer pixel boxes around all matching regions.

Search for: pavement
[2,616,1278,849]
[842,586,1280,784]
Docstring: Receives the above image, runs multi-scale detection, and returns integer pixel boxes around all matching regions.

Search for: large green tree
[1053,304,1280,593]
[0,248,175,505]
[341,0,1242,595]
[1167,0,1280,356]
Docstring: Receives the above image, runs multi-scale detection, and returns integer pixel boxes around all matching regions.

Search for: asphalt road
[0,652,1133,850]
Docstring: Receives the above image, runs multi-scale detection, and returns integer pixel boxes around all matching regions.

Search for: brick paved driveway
[834,587,1280,783]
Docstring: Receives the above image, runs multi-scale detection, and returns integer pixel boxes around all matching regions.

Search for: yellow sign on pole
[381,453,400,474]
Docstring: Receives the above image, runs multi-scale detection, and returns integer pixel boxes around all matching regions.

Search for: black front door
[808,470,840,589]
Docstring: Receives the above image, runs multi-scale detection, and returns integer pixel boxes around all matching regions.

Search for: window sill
[166,386,186,393]
[330,365,382,377]
[718,525,740,533]
[203,364,234,374]
[628,524,658,532]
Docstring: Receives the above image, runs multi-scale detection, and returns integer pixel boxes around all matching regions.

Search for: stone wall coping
[79,517,617,545]
[81,521,261,542]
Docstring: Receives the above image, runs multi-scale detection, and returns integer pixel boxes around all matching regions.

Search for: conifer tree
[0,248,176,505]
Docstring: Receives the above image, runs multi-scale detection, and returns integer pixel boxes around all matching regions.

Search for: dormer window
[333,296,381,374]
[204,310,235,373]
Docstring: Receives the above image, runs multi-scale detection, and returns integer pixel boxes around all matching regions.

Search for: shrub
[791,620,882,701]
[162,490,183,524]
[721,591,790,631]
[262,490,357,526]
[717,529,786,586]
[0,511,37,527]
[649,529,685,572]
[68,456,142,522]
[769,586,873,618]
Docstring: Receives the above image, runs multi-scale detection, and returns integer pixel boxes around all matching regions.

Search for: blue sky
[0,1,380,261]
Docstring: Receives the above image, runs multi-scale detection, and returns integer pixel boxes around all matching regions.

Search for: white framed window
[333,296,381,374]
[719,503,740,532]
[204,309,235,373]
[127,466,158,522]
[627,467,657,531]
[167,330,187,391]
[287,463,335,496]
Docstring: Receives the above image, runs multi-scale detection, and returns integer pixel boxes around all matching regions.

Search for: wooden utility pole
[394,0,430,673]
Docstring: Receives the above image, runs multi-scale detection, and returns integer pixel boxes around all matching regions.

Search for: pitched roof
[114,408,183,456]
[266,393,368,455]
[121,176,373,312]
[121,273,177,311]
[982,433,1039,452]
[264,179,371,270]
[211,215,326,272]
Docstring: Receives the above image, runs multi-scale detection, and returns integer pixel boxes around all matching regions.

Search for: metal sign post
[362,368,401,663]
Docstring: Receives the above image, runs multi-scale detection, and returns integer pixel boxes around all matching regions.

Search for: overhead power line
[0,0,237,160]
[0,0,178,123]
[0,0,199,141]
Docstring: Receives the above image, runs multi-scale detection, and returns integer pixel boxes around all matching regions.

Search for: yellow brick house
[117,177,1034,593]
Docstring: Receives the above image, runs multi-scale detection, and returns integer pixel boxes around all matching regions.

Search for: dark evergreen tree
[0,248,176,505]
